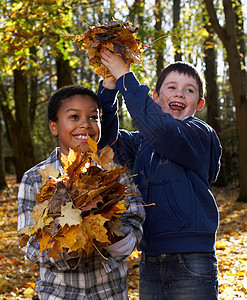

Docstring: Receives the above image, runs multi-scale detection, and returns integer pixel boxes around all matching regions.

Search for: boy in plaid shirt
[18,85,145,300]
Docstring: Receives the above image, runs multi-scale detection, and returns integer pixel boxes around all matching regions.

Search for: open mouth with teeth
[73,134,88,142]
[169,102,185,111]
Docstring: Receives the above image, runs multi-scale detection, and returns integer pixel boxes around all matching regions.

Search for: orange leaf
[87,134,97,153]
[84,214,110,244]
[39,231,53,253]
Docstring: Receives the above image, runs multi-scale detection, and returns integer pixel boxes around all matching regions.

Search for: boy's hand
[101,48,130,80]
[102,76,116,89]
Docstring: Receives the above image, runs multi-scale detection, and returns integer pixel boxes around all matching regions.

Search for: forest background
[0,0,247,298]
[0,0,247,201]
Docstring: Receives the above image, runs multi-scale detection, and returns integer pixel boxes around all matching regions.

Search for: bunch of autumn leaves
[74,20,146,78]
[20,137,133,259]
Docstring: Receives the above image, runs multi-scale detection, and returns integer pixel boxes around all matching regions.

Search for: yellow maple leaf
[36,179,57,204]
[84,214,110,244]
[29,200,54,233]
[68,222,92,253]
[38,164,60,180]
[58,202,81,228]
[61,147,94,179]
[56,224,80,249]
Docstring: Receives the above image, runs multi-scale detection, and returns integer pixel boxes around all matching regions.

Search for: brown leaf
[100,145,114,166]
[48,181,71,215]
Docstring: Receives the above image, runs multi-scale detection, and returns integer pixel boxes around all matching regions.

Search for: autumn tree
[205,0,247,202]
[0,1,76,180]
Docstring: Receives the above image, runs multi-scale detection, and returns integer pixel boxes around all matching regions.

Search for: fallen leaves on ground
[0,181,246,299]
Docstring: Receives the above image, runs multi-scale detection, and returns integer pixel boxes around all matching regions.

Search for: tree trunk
[14,68,35,182]
[203,32,219,131]
[205,0,247,201]
[56,53,73,88]
[0,111,7,190]
[154,0,164,77]
[203,24,228,186]
[0,80,17,182]
[29,46,38,131]
[173,0,182,61]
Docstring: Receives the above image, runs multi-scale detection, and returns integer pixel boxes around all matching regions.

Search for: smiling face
[153,71,205,120]
[49,94,101,156]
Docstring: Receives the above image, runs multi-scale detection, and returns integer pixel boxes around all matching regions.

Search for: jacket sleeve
[115,72,222,175]
[97,80,119,150]
[97,80,141,171]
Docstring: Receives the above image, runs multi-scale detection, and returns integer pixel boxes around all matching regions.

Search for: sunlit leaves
[0,0,74,71]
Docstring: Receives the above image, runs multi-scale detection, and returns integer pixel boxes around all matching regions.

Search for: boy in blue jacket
[98,49,222,300]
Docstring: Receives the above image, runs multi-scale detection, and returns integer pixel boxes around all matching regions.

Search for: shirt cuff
[105,232,136,260]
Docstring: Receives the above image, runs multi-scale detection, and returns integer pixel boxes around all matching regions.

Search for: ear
[152,91,159,104]
[49,120,58,137]
[196,98,205,111]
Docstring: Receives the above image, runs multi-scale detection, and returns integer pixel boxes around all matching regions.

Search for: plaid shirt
[18,148,145,300]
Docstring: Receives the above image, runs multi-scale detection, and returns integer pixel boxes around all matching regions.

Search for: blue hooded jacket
[98,72,222,254]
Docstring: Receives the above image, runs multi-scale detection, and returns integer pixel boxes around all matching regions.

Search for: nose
[79,118,91,128]
[175,89,185,98]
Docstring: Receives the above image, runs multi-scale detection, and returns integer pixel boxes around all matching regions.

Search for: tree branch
[204,0,227,44]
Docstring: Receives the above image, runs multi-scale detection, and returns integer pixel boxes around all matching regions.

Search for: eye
[168,85,176,90]
[185,88,194,94]
[69,114,79,120]
[89,114,99,121]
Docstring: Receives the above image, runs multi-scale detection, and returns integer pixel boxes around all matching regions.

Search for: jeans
[139,252,218,300]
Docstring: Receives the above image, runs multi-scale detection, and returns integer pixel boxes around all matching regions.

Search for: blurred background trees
[0,0,246,201]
